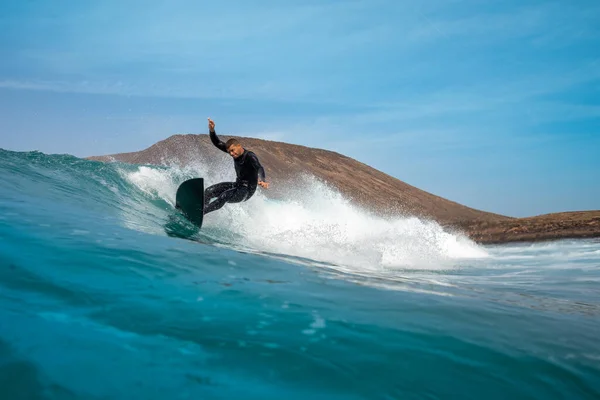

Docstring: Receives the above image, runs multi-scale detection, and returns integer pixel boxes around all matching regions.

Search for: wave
[1,149,488,272]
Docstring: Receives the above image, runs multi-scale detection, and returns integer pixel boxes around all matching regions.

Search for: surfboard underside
[175,178,205,228]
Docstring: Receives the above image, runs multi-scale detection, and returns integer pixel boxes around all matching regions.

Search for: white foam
[203,175,488,270]
[126,166,179,205]
[120,163,489,271]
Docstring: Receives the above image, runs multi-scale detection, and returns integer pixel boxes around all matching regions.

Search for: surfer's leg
[204,182,236,205]
[203,186,249,214]
[226,186,250,204]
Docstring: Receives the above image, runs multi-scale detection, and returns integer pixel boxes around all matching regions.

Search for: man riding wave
[203,118,269,215]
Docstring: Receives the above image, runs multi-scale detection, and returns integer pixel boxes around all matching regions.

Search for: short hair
[225,138,241,149]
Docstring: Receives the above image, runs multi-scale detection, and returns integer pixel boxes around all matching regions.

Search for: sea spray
[121,161,489,270]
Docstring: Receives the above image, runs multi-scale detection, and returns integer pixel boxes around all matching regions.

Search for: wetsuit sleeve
[209,130,227,153]
[249,153,266,181]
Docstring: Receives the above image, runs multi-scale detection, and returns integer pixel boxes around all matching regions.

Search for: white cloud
[0,77,327,102]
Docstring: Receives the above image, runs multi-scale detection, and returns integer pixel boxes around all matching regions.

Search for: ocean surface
[1,148,599,400]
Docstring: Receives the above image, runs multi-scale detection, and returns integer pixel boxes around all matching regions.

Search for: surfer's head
[226,139,244,158]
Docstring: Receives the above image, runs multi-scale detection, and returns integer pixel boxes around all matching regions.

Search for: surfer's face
[227,144,244,158]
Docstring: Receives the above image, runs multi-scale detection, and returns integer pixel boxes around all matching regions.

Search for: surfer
[203,118,269,215]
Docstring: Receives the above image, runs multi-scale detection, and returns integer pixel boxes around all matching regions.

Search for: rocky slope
[87,133,599,244]
[457,211,600,244]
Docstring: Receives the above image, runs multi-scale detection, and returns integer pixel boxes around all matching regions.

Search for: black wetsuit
[203,129,266,215]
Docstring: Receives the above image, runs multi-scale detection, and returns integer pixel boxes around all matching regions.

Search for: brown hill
[87,133,599,244]
[457,211,600,244]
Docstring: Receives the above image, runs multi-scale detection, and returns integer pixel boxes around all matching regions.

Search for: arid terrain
[87,133,600,244]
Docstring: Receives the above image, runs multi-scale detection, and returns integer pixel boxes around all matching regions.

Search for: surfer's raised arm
[208,118,227,153]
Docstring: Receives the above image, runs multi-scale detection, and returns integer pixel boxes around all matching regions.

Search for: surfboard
[175,178,205,228]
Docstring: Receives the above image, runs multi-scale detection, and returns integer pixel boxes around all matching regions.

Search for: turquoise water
[1,148,599,400]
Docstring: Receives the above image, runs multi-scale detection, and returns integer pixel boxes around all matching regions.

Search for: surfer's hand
[208,118,215,132]
[258,181,269,189]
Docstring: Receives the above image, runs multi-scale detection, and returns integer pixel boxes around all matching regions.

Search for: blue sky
[1,0,598,217]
